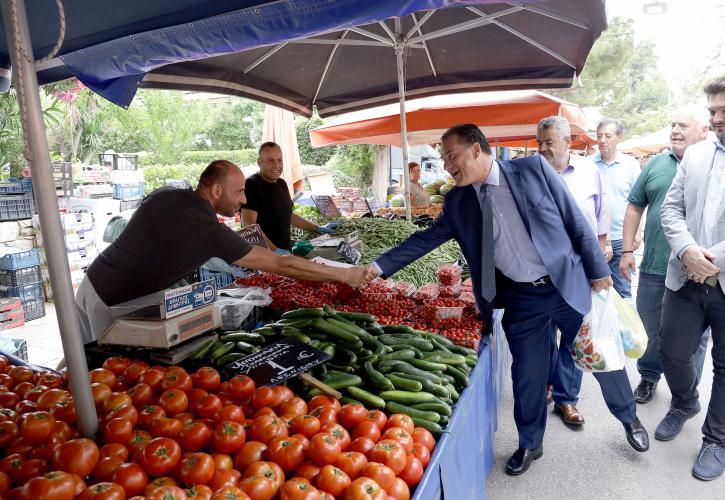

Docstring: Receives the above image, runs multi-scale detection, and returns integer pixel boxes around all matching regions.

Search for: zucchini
[446,343,478,357]
[439,373,456,385]
[220,332,265,344]
[385,401,441,423]
[377,335,434,352]
[411,417,444,436]
[337,338,364,351]
[447,365,471,387]
[379,390,438,404]
[379,349,416,363]
[215,352,247,366]
[389,372,449,399]
[189,338,217,360]
[281,308,325,319]
[235,341,259,353]
[382,325,416,334]
[322,371,363,389]
[457,362,472,376]
[389,344,423,358]
[254,326,277,337]
[312,319,358,342]
[209,341,236,361]
[337,311,376,323]
[364,361,394,391]
[411,401,452,416]
[387,374,422,392]
[281,328,312,344]
[422,351,467,366]
[326,318,374,339]
[408,358,448,372]
[326,363,355,374]
[346,386,386,409]
[365,327,386,336]
[465,355,478,367]
[380,361,443,384]
[425,332,455,347]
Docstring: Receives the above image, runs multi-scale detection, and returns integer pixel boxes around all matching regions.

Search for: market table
[413,311,509,500]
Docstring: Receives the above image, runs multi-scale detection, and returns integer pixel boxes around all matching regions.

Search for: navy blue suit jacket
[376,156,611,322]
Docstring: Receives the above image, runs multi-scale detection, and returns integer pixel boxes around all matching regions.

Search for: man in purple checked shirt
[537,116,610,427]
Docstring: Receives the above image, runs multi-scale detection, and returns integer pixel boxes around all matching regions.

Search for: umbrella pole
[395,28,412,222]
[1,0,98,438]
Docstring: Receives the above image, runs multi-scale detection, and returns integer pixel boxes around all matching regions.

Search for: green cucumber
[387,374,422,392]
[389,344,424,358]
[235,341,258,353]
[382,325,416,334]
[326,318,374,339]
[408,358,448,372]
[425,332,455,347]
[220,332,265,344]
[389,372,449,399]
[411,417,444,436]
[377,335,434,352]
[189,338,217,360]
[346,386,386,409]
[337,311,376,323]
[332,349,357,366]
[337,338,364,351]
[380,361,442,384]
[465,355,478,367]
[312,319,358,342]
[281,308,325,319]
[363,361,394,391]
[254,326,277,337]
[411,401,452,416]
[446,343,478,356]
[339,396,364,406]
[447,365,471,387]
[281,329,312,344]
[322,371,363,389]
[365,327,386,336]
[209,341,236,361]
[385,401,441,423]
[439,373,456,385]
[215,352,247,366]
[326,363,355,374]
[379,390,438,404]
[422,351,467,365]
[379,349,416,363]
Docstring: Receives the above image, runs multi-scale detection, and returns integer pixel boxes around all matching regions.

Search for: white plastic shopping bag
[571,290,626,372]
[611,291,648,358]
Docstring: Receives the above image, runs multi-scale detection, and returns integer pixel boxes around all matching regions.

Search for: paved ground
[6,302,64,369]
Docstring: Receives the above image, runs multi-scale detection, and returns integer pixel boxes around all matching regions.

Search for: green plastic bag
[612,291,648,359]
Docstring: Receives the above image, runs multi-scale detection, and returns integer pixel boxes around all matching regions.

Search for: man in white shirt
[590,119,642,298]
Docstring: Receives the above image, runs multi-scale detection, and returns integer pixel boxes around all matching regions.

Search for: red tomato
[144,477,178,496]
[103,357,132,376]
[292,433,310,452]
[248,415,287,445]
[364,411,387,430]
[227,376,256,402]
[191,394,223,419]
[126,429,152,453]
[385,415,414,434]
[140,437,182,477]
[381,428,413,453]
[307,396,340,413]
[411,427,435,452]
[368,440,406,475]
[14,400,38,415]
[14,383,35,401]
[103,417,134,444]
[0,408,18,422]
[177,421,212,452]
[91,456,124,483]
[310,407,337,428]
[187,389,208,409]
[348,437,376,458]
[338,404,369,430]
[252,407,277,419]
[352,421,381,443]
[191,367,221,392]
[268,436,305,473]
[17,470,80,500]
[321,423,351,451]
[180,452,215,487]
[161,368,192,393]
[359,463,395,492]
[290,415,321,438]
[49,420,73,442]
[334,451,368,480]
[175,412,196,427]
[243,461,284,491]
[138,404,166,430]
[140,368,166,393]
[99,442,129,462]
[387,477,410,500]
[149,417,183,439]
[36,373,62,390]
[103,393,133,415]
[0,421,19,448]
[343,477,386,500]
[250,387,276,410]
[278,478,321,500]
[89,368,117,388]
[14,458,49,485]
[8,367,33,385]
[36,389,70,412]
[29,436,63,462]
[233,441,268,472]
[185,484,213,500]
[77,481,126,500]
[294,462,321,483]
[91,383,112,409]
[159,389,189,417]
[52,438,100,478]
[147,485,188,500]
[208,468,241,491]
[315,465,351,499]
[410,443,430,468]
[270,386,294,408]
[398,455,423,488]
[212,421,246,454]
[277,397,307,419]
[214,405,246,425]
[212,485,252,500]
[49,399,77,426]
[127,383,153,408]
[105,404,139,427]
[0,391,20,409]
[308,433,342,467]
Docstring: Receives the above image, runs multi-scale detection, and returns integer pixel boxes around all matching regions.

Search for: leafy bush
[295,115,335,166]
[325,144,376,188]
[139,149,258,168]
[142,164,207,192]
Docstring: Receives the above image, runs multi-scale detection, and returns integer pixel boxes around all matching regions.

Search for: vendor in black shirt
[241,142,338,251]
[76,160,368,344]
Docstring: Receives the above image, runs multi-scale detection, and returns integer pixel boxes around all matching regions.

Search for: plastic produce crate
[0,249,40,271]
[0,178,33,195]
[0,265,42,287]
[55,180,74,197]
[112,183,144,200]
[9,339,28,361]
[22,297,45,321]
[99,153,138,170]
[119,198,142,211]
[0,281,44,303]
[51,162,73,181]
[199,268,235,289]
[0,192,35,221]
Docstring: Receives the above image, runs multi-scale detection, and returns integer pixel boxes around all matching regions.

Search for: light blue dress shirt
[473,161,548,282]
[590,151,640,240]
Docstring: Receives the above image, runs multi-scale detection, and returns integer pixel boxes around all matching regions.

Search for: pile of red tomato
[0,355,435,500]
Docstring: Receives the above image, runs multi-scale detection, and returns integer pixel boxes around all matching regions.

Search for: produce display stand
[413,311,508,500]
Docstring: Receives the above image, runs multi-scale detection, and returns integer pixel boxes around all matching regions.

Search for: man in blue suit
[368,124,649,475]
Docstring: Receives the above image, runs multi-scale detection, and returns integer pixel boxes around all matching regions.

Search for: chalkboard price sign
[312,195,342,218]
[224,338,331,386]
[336,241,362,265]
[238,224,269,249]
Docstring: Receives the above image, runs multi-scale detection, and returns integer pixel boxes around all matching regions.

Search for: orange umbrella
[310,90,592,148]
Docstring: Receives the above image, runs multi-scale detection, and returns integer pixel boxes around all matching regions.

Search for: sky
[606,0,725,96]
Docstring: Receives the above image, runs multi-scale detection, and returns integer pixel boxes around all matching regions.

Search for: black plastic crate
[0,281,43,302]
[119,198,142,211]
[10,339,27,361]
[99,153,138,170]
[0,192,35,221]
[0,266,42,287]
[22,297,45,321]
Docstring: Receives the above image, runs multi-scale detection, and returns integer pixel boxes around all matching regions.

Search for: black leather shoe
[623,418,649,452]
[634,380,657,404]
[505,446,543,476]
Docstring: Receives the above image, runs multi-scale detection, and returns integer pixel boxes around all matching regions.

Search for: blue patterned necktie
[479,184,496,302]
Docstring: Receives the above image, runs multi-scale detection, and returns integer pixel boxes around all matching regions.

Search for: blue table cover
[413,311,509,500]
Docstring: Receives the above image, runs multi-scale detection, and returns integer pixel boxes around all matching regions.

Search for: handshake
[342,265,382,288]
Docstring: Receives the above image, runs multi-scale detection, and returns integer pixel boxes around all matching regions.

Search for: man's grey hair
[596,118,624,137]
[672,105,710,129]
[537,116,571,140]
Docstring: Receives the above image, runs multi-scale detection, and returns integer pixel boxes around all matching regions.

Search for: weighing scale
[306,231,363,262]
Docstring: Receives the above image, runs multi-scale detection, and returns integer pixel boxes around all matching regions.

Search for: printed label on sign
[238,224,269,249]
[163,279,216,318]
[311,195,342,218]
[336,241,361,265]
[225,338,331,386]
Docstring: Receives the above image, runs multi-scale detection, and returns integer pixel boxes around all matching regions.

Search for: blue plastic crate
[0,265,41,287]
[0,192,34,221]
[0,281,43,303]
[199,268,234,289]
[0,178,33,195]
[0,249,40,271]
[112,183,144,199]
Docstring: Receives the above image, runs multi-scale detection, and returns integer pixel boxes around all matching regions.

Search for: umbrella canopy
[309,90,593,147]
[262,105,305,195]
[619,126,671,155]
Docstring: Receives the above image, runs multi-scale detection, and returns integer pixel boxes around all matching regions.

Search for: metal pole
[395,20,412,222]
[1,0,98,438]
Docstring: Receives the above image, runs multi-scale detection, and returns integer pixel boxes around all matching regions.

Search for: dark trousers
[548,325,583,405]
[636,272,710,384]
[660,282,725,445]
[500,279,637,449]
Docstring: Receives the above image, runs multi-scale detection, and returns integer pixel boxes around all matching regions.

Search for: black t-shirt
[240,173,294,250]
[87,188,253,306]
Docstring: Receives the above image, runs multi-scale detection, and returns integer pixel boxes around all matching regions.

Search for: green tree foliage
[551,17,671,136]
[205,98,264,150]
[325,144,376,188]
[295,114,335,165]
